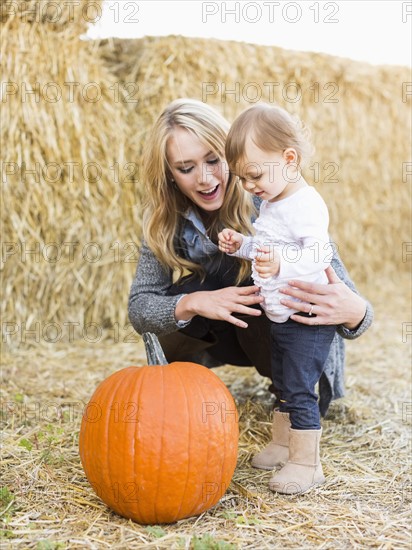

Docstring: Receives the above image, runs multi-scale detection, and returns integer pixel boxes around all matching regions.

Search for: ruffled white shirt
[231,186,333,323]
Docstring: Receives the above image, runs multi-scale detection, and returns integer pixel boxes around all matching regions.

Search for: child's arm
[218,229,281,276]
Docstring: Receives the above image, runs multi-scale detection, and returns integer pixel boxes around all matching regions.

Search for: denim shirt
[179,208,223,274]
[179,197,261,274]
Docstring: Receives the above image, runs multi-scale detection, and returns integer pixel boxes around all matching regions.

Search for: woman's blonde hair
[225,103,314,172]
[142,98,255,284]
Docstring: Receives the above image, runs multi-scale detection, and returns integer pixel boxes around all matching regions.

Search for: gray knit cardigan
[128,226,373,416]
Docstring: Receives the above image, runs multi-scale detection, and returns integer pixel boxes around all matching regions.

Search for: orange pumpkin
[79,333,239,524]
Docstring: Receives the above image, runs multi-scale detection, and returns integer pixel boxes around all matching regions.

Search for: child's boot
[268,428,325,494]
[251,411,290,470]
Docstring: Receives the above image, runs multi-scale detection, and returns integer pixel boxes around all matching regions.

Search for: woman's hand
[175,285,264,329]
[254,244,280,279]
[218,228,243,255]
[279,266,367,328]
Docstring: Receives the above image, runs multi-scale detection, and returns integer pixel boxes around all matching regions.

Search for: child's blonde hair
[225,103,314,172]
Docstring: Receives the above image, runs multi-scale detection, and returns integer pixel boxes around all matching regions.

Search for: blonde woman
[128,98,372,443]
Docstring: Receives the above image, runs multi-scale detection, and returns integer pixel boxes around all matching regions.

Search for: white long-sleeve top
[231,186,333,323]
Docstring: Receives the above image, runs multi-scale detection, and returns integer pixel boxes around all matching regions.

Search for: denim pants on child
[270,318,336,430]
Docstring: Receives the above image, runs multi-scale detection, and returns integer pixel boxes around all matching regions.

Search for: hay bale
[1,5,143,342]
[1,0,100,35]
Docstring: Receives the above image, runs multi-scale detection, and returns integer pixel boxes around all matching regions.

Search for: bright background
[86,0,412,67]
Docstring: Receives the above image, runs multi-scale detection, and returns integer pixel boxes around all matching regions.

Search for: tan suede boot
[268,428,325,494]
[251,411,291,470]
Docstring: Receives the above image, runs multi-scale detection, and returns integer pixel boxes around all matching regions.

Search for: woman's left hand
[279,265,367,329]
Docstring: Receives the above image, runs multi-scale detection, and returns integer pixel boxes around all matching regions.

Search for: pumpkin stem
[142,332,168,365]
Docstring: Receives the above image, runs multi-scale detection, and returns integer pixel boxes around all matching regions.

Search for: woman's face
[166,126,229,213]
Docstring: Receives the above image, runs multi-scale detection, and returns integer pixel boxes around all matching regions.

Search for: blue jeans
[270,319,336,430]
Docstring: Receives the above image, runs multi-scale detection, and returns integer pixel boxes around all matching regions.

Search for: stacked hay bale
[2,24,410,346]
[1,1,143,345]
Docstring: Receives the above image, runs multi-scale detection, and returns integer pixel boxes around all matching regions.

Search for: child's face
[235,137,300,202]
[166,126,229,212]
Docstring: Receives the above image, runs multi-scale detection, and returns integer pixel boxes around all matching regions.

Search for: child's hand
[218,228,243,254]
[255,245,280,278]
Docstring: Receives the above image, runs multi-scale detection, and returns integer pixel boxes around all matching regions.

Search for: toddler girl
[218,103,336,494]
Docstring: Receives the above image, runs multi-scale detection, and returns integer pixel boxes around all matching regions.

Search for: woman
[128,98,373,417]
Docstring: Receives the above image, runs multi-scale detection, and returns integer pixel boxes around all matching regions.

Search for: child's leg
[268,320,336,494]
[251,410,291,470]
[270,327,285,401]
[250,328,290,470]
[271,320,336,429]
